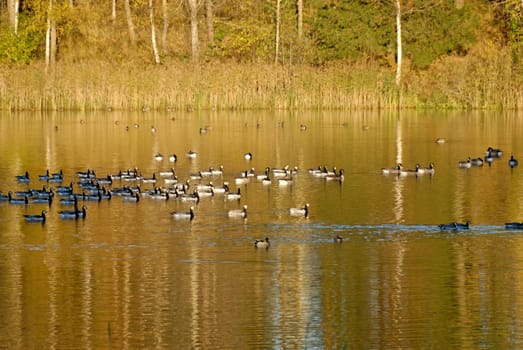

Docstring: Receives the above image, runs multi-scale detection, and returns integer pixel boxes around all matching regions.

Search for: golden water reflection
[1,110,523,348]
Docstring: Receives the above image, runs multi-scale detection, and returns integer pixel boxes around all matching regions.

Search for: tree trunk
[296,0,303,41]
[395,0,402,90]
[112,0,117,23]
[188,0,199,63]
[275,0,281,64]
[150,0,161,64]
[45,0,57,71]
[124,0,137,45]
[161,0,168,52]
[206,0,214,43]
[7,0,19,34]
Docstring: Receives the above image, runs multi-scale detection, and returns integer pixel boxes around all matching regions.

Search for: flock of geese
[4,143,522,245]
[380,145,522,231]
[2,150,348,248]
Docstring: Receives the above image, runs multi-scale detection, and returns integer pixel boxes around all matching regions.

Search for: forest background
[1,0,522,111]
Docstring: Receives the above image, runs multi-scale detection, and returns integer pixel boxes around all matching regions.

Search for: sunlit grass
[0,53,521,111]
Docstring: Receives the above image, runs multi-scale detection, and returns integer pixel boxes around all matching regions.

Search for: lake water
[1,110,523,349]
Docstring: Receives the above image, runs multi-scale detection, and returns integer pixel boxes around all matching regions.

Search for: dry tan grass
[1,55,521,111]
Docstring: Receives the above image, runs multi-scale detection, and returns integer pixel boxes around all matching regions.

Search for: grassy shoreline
[1,57,522,111]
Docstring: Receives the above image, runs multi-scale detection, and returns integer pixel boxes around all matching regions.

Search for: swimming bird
[59,205,87,219]
[200,126,211,134]
[210,182,229,195]
[325,168,345,181]
[142,173,157,184]
[32,195,53,205]
[458,157,472,169]
[0,192,10,201]
[38,169,51,181]
[485,147,502,158]
[334,235,343,243]
[399,164,421,176]
[186,150,198,159]
[417,163,435,175]
[381,163,403,175]
[509,155,519,168]
[244,152,253,160]
[60,195,79,206]
[278,175,293,186]
[471,157,483,166]
[254,237,270,249]
[505,221,523,229]
[210,165,224,176]
[171,206,195,221]
[154,153,163,161]
[234,171,249,185]
[122,192,140,202]
[169,154,178,162]
[228,205,248,218]
[16,171,30,183]
[435,138,446,144]
[9,193,29,205]
[289,203,309,217]
[24,210,47,222]
[454,221,470,230]
[159,168,176,177]
[438,221,470,231]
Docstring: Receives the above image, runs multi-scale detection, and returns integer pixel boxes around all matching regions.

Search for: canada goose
[16,171,30,183]
[325,168,345,181]
[334,235,343,243]
[24,210,47,222]
[417,163,435,175]
[186,150,198,159]
[254,237,270,249]
[228,205,248,218]
[154,153,163,161]
[38,169,51,181]
[381,163,403,175]
[458,157,472,169]
[485,147,502,158]
[9,193,29,205]
[399,164,421,176]
[289,203,309,217]
[505,222,523,230]
[438,221,470,231]
[509,155,519,168]
[471,157,483,166]
[244,152,253,160]
[172,206,195,221]
[59,205,87,219]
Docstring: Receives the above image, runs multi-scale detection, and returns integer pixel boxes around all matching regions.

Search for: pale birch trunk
[124,0,137,45]
[161,0,168,51]
[296,0,303,41]
[150,0,161,64]
[45,0,57,71]
[7,0,19,34]
[188,0,199,63]
[275,0,281,64]
[112,0,117,23]
[206,0,214,43]
[395,0,402,89]
[14,0,19,34]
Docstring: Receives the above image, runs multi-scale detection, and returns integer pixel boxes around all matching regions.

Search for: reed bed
[0,55,522,111]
